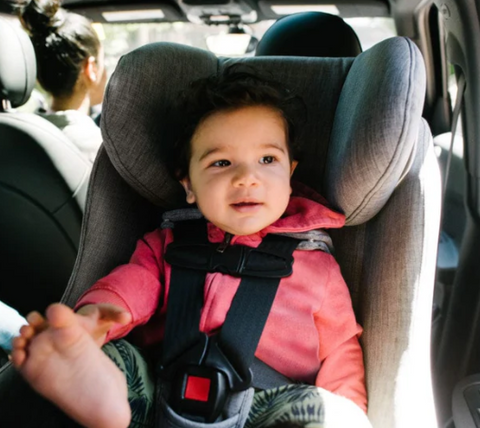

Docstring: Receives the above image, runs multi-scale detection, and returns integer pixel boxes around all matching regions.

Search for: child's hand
[75,304,132,346]
[11,303,132,353]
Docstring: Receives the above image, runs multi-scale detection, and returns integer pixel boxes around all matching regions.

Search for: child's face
[180,105,297,236]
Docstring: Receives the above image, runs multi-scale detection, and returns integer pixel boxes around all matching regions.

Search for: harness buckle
[159,334,252,422]
[170,365,228,423]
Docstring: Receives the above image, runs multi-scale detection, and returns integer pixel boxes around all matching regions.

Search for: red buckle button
[184,375,211,402]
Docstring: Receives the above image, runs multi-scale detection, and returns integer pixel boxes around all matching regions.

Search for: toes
[26,311,45,327]
[19,324,35,339]
[12,335,27,350]
[10,349,26,368]
[46,304,77,329]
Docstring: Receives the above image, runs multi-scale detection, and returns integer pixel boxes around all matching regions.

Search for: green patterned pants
[103,340,371,428]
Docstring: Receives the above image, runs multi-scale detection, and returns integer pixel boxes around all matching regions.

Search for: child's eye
[260,156,275,164]
[211,160,231,167]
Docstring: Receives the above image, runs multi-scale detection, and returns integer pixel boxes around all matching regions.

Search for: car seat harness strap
[158,218,298,423]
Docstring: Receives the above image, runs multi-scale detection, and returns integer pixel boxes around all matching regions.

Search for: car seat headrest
[101,37,425,225]
[324,38,426,225]
[0,17,36,109]
[255,12,362,57]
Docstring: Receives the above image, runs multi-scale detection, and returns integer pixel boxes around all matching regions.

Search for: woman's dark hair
[171,65,305,180]
[19,0,100,98]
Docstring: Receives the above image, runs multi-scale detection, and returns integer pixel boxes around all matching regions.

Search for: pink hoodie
[76,191,367,412]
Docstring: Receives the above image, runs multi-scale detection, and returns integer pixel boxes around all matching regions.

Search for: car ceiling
[60,0,395,24]
[0,0,428,42]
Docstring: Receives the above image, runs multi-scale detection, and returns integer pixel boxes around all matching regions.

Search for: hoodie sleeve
[313,256,367,413]
[75,228,166,342]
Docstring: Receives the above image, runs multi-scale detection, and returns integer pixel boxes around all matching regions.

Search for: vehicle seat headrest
[101,37,425,225]
[255,12,362,57]
[0,17,36,109]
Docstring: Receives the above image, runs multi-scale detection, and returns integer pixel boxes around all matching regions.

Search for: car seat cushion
[325,37,426,225]
[101,42,218,209]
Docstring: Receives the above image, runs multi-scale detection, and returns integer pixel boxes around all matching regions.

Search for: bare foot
[11,304,131,428]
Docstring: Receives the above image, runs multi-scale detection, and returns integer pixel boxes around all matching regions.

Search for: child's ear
[290,160,298,177]
[180,177,196,204]
[84,56,98,83]
[289,161,298,195]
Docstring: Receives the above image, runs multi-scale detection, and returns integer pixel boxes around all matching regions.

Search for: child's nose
[232,164,259,187]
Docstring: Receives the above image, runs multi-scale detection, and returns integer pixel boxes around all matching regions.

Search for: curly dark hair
[18,0,100,98]
[170,65,305,180]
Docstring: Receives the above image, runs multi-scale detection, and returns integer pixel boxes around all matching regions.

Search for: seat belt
[159,219,299,422]
[443,73,466,199]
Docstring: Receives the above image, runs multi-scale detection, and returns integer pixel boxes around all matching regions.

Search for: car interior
[0,0,479,426]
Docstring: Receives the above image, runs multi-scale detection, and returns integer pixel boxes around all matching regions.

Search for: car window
[344,17,396,50]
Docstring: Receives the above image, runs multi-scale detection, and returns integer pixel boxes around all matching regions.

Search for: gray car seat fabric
[48,36,441,427]
[0,17,90,315]
[255,12,362,57]
[325,39,424,225]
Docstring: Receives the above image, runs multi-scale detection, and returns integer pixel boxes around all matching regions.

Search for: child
[11,69,371,428]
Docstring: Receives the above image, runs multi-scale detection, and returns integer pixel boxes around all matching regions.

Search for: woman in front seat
[19,0,107,165]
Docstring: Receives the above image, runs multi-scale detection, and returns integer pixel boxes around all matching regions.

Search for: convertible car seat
[0,17,90,316]
[0,36,440,427]
[255,11,362,57]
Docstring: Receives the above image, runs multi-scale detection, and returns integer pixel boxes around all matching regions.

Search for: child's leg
[11,304,131,428]
[0,340,153,428]
[245,384,372,428]
[102,340,155,427]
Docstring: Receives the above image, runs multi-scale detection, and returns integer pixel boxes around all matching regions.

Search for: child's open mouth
[231,201,262,212]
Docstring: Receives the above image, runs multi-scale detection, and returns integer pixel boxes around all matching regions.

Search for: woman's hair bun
[18,0,101,98]
[20,0,63,38]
